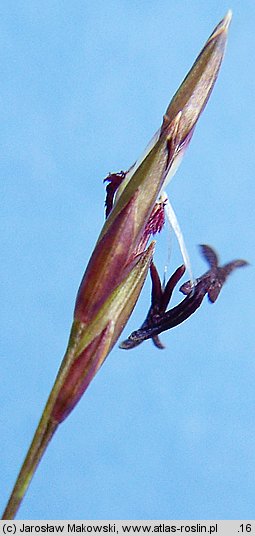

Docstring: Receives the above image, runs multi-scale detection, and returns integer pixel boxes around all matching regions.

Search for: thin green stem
[2,321,85,520]
[2,419,58,519]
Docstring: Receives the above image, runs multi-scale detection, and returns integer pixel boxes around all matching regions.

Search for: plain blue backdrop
[1,0,254,520]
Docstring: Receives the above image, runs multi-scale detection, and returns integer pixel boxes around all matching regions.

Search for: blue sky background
[1,0,254,521]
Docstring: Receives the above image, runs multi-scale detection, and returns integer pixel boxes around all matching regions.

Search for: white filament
[163,192,195,286]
